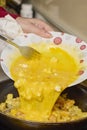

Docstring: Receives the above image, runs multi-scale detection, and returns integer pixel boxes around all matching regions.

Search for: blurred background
[0,0,87,86]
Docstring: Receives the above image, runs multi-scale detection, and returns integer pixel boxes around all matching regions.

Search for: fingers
[16,17,53,38]
[30,18,53,32]
[27,23,52,38]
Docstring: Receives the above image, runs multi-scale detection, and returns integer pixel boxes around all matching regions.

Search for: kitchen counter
[31,0,87,42]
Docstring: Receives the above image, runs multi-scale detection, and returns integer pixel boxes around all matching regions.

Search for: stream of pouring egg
[10,44,80,121]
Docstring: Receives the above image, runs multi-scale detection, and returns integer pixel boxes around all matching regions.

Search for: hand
[16,17,53,38]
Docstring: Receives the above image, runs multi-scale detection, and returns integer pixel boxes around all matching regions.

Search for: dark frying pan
[0,79,87,130]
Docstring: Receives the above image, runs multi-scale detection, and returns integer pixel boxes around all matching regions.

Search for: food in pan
[0,94,87,122]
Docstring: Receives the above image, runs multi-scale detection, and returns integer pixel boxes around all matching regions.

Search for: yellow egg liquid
[10,44,80,122]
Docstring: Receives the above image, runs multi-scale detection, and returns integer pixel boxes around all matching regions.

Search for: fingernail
[45,32,53,38]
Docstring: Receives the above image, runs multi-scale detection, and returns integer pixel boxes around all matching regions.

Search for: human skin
[16,17,53,38]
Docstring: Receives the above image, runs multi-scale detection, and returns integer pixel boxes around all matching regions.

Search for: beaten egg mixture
[0,43,83,122]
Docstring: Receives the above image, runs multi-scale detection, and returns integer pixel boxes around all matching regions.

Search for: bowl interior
[1,32,87,86]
